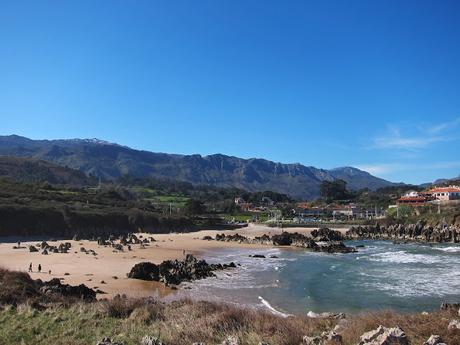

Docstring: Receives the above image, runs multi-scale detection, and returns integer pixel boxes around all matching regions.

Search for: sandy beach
[0,224,348,298]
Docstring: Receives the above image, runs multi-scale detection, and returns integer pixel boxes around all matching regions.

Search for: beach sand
[0,224,348,298]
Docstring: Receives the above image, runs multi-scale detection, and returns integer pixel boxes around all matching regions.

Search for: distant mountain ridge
[0,135,395,199]
[0,156,90,186]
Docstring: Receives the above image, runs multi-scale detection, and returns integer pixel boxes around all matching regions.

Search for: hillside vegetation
[0,156,91,186]
[0,178,194,238]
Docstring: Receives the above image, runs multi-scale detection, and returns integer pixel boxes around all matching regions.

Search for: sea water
[182,240,460,315]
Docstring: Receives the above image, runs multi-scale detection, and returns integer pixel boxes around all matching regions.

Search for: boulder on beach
[127,254,235,285]
[39,278,96,301]
[127,262,160,281]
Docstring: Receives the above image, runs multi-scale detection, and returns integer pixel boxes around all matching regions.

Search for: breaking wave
[258,296,291,318]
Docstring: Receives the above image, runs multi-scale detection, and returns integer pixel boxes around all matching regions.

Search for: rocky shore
[206,227,356,254]
[127,254,236,286]
[346,223,460,243]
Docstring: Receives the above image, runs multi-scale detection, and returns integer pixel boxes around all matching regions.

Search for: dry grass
[0,267,39,305]
[340,309,460,345]
[1,298,459,345]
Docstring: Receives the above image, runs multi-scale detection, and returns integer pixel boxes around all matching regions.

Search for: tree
[183,199,206,215]
[320,179,352,202]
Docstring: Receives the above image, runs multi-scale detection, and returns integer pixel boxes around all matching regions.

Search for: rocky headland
[346,223,460,243]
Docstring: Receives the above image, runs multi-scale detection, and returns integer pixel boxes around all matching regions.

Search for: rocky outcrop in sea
[346,223,460,243]
[212,228,356,253]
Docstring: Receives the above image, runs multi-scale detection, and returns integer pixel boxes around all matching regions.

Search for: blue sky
[1,1,459,184]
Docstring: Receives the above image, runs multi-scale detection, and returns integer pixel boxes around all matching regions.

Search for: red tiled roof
[398,196,427,201]
[428,187,460,193]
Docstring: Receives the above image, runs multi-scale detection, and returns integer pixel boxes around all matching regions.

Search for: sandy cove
[0,224,348,298]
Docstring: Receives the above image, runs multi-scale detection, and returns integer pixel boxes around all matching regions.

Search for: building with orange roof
[427,186,460,201]
[397,190,434,205]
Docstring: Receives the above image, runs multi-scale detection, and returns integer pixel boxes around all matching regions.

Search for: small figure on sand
[38,264,41,273]
[48,269,51,275]
[183,250,186,256]
[18,241,21,248]
[28,263,32,272]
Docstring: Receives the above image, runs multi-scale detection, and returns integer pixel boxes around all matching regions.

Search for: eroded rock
[221,336,239,345]
[358,325,408,345]
[423,335,447,345]
[447,319,460,331]
[140,335,163,345]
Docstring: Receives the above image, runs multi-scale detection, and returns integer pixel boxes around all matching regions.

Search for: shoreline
[1,225,460,317]
[0,224,342,298]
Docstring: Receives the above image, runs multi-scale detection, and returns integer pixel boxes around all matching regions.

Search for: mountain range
[0,135,395,199]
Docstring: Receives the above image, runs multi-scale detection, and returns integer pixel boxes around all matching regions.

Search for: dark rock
[39,278,96,301]
[96,337,124,345]
[440,302,460,311]
[128,262,160,281]
[249,254,266,258]
[347,223,460,243]
[128,254,235,285]
[311,227,344,242]
[29,245,38,252]
[216,233,248,243]
[316,241,356,254]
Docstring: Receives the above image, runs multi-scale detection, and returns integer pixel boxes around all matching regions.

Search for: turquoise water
[183,240,460,315]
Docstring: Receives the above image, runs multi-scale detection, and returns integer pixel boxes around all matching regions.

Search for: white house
[428,186,460,201]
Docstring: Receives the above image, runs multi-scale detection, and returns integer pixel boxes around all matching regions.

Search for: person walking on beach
[38,264,41,273]
[28,263,32,272]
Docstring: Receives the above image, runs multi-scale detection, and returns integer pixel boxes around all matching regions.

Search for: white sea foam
[183,242,460,314]
[258,296,291,318]
[190,247,290,290]
[434,246,460,253]
[367,251,443,264]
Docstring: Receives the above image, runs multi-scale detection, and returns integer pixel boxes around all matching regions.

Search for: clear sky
[1,1,459,184]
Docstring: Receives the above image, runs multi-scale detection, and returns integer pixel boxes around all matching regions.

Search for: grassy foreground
[0,268,459,345]
[1,298,460,345]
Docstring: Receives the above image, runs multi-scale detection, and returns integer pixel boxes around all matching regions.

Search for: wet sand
[0,224,347,298]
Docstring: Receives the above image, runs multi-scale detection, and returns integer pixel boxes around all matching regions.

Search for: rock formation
[347,223,460,243]
[212,228,355,253]
[358,325,408,345]
[128,254,236,285]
